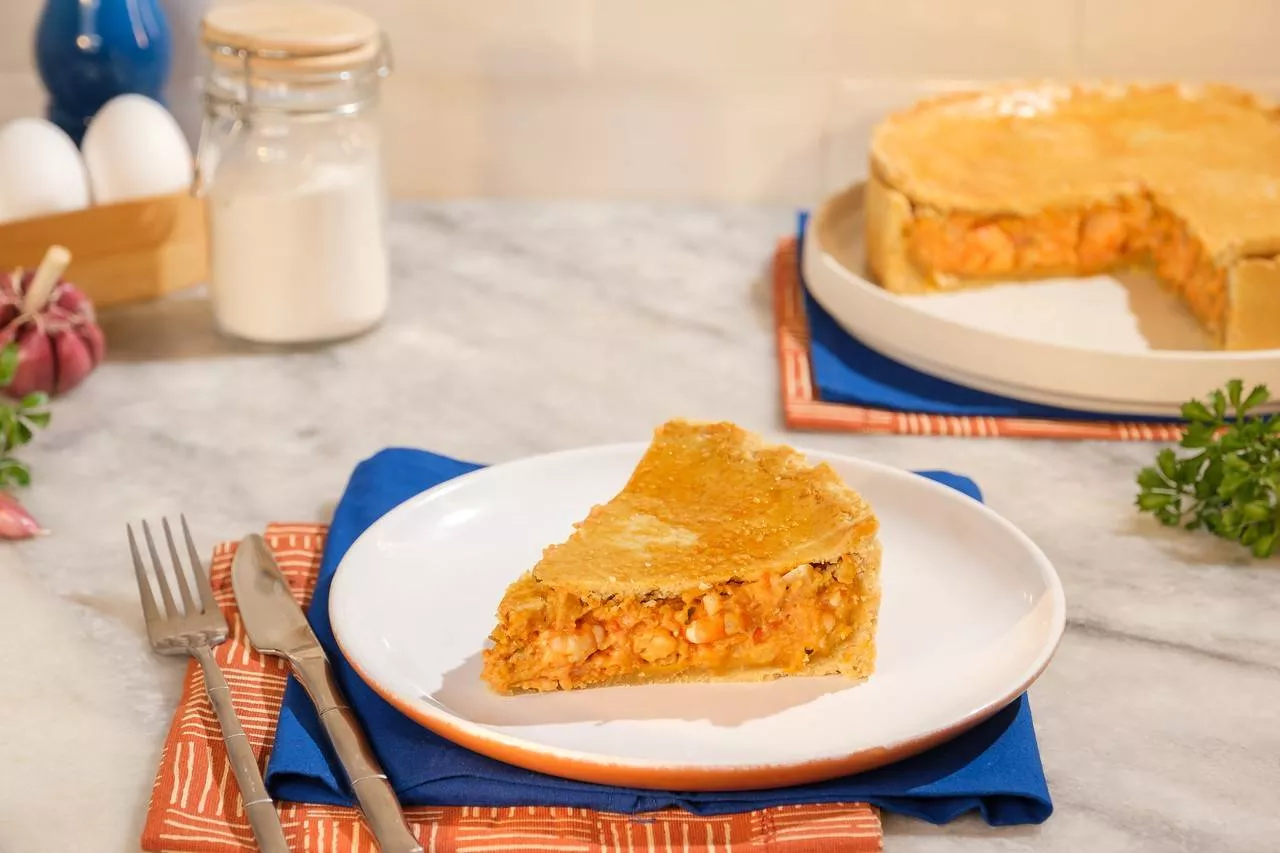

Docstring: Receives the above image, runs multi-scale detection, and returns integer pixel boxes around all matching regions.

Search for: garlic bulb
[0,246,106,398]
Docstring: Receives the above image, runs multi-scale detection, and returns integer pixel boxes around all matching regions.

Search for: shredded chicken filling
[483,558,875,693]
[904,192,1228,336]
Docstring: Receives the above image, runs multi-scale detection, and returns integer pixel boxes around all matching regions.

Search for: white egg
[82,94,195,205]
[0,118,91,224]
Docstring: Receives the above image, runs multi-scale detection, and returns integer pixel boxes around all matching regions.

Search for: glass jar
[197,3,392,344]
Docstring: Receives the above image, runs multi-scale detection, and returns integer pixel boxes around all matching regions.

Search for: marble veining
[1,201,1277,852]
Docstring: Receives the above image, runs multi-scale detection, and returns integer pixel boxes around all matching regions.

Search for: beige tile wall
[2,0,1279,203]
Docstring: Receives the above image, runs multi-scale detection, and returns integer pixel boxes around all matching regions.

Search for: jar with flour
[197,2,391,343]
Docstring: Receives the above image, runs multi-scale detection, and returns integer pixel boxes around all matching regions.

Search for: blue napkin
[264,448,1053,826]
[798,211,1170,422]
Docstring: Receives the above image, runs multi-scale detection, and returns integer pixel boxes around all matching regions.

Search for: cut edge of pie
[480,419,882,695]
[866,81,1280,350]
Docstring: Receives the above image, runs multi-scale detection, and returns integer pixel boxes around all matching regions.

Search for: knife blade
[232,533,423,853]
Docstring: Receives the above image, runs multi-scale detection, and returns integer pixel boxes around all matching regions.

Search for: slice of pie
[481,419,882,694]
[866,82,1280,350]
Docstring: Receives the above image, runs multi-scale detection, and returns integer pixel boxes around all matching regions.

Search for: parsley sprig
[0,344,51,489]
[1136,380,1280,558]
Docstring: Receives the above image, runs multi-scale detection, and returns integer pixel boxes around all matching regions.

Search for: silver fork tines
[128,516,289,853]
[128,515,226,654]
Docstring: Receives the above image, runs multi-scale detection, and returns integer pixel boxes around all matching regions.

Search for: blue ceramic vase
[34,0,173,145]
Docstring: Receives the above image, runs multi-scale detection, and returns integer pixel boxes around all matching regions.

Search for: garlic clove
[54,283,94,318]
[76,319,107,364]
[7,326,54,398]
[51,328,94,395]
[0,491,43,540]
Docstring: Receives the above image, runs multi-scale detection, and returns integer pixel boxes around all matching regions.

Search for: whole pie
[866,83,1280,350]
[481,419,882,694]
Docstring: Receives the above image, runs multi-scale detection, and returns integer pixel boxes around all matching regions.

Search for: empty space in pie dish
[897,271,1214,353]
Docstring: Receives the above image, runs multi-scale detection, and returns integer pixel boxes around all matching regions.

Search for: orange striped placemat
[142,523,883,853]
[774,235,1186,440]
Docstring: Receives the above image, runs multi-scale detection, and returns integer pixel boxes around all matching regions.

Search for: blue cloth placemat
[798,211,1168,422]
[265,448,1053,826]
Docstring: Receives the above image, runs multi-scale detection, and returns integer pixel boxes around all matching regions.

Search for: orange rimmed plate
[329,443,1064,791]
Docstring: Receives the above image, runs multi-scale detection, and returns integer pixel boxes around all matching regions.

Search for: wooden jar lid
[201,2,384,75]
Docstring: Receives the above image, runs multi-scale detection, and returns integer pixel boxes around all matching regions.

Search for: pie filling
[904,192,1228,339]
[482,556,878,694]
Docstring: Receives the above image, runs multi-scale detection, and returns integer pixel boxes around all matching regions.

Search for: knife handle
[295,654,424,853]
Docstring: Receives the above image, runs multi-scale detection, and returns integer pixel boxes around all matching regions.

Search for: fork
[129,517,290,853]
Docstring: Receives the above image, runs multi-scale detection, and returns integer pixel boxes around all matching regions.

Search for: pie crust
[867,83,1280,350]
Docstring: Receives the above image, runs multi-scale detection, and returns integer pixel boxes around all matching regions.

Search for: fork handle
[193,645,291,853]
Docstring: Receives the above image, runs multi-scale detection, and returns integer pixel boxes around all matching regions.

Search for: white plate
[802,184,1280,417]
[330,443,1065,791]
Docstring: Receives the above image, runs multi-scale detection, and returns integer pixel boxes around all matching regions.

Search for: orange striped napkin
[774,236,1185,441]
[142,524,883,853]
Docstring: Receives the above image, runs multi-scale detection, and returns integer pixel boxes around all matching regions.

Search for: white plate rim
[328,442,1067,787]
[848,327,1185,417]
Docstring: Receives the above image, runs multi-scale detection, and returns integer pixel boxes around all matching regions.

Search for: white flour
[207,156,389,343]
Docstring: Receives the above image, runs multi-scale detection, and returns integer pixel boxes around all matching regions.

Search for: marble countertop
[3,201,1277,853]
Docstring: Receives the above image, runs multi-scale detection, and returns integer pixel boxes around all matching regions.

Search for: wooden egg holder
[0,192,207,308]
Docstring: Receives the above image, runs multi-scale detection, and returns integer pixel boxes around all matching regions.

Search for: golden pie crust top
[530,419,877,599]
[870,83,1280,261]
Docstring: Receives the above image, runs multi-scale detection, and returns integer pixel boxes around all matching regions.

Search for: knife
[232,534,423,853]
